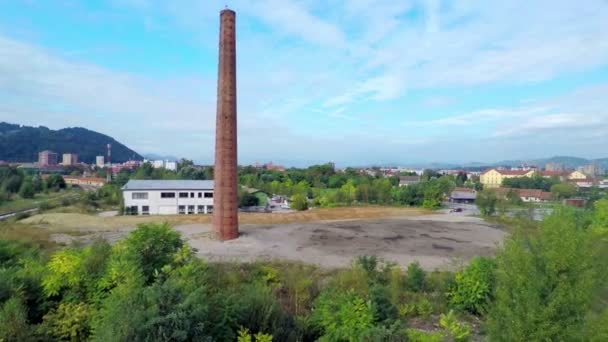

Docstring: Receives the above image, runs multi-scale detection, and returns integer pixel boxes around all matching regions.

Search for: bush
[290,194,308,211]
[312,290,375,341]
[40,302,94,340]
[406,261,426,292]
[447,257,496,314]
[0,296,32,342]
[122,222,183,281]
[487,207,607,341]
[439,311,471,342]
[18,180,34,199]
[406,328,444,342]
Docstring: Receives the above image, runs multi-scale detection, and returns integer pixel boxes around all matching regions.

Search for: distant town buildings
[578,163,602,178]
[38,150,58,166]
[494,188,553,202]
[62,153,78,166]
[64,176,107,188]
[480,168,587,188]
[545,163,565,172]
[144,159,177,171]
[96,156,105,168]
[254,162,286,172]
[398,175,421,187]
[111,160,142,174]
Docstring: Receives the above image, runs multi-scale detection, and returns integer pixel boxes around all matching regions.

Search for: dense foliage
[0,166,68,206]
[0,122,142,163]
[502,175,560,191]
[237,164,457,209]
[2,201,607,341]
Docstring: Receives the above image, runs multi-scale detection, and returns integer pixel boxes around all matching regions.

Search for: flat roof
[122,179,214,191]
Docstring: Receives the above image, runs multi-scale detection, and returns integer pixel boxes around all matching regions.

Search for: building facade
[481,168,587,188]
[64,176,106,187]
[62,153,78,165]
[480,169,535,188]
[122,180,214,215]
[96,156,105,168]
[578,164,602,178]
[38,150,58,166]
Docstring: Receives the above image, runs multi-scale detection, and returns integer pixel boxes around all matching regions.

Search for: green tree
[476,189,497,216]
[550,182,577,200]
[312,290,375,341]
[45,174,66,191]
[290,194,308,211]
[239,192,260,208]
[0,297,32,342]
[18,180,35,199]
[487,206,608,341]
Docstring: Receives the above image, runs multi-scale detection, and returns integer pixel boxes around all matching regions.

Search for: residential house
[398,175,421,187]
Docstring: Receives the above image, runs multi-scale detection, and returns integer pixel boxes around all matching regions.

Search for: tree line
[0,166,66,205]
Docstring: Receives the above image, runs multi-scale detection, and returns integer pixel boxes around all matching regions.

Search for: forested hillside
[0,122,142,163]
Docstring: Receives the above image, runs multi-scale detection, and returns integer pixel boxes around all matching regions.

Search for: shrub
[0,296,32,342]
[122,223,183,281]
[370,285,398,323]
[487,207,607,341]
[406,329,444,342]
[439,310,471,342]
[290,194,308,211]
[447,257,496,314]
[41,302,94,340]
[312,289,375,341]
[406,261,426,292]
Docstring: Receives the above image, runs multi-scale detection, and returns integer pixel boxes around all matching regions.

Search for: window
[207,205,214,213]
[188,205,195,214]
[142,206,149,215]
[198,192,202,198]
[179,192,188,198]
[161,192,175,198]
[125,206,138,215]
[178,205,186,214]
[190,192,195,198]
[132,192,148,200]
[197,205,205,214]
[204,192,213,198]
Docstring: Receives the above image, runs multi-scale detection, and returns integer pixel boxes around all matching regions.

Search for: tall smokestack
[213,8,239,240]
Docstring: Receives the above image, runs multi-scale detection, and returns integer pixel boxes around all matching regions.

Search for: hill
[0,122,142,163]
[494,156,608,170]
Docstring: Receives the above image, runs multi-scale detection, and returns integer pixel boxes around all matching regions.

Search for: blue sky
[0,0,607,166]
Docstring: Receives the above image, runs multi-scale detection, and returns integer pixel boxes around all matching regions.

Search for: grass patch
[0,190,82,215]
[0,221,59,253]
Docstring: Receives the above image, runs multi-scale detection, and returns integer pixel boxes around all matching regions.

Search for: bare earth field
[21,207,505,270]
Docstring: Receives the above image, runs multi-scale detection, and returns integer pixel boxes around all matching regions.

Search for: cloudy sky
[0,0,607,166]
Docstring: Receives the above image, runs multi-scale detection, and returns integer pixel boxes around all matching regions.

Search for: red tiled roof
[493,187,552,200]
[540,171,565,177]
[482,169,532,176]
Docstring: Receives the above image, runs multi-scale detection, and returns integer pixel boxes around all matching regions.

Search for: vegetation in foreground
[1,201,608,341]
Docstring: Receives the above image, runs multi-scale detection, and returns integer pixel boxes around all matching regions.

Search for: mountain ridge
[0,122,142,163]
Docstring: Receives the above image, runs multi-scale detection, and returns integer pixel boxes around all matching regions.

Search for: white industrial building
[121,180,214,215]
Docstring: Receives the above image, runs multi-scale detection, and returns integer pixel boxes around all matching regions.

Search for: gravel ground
[178,214,504,270]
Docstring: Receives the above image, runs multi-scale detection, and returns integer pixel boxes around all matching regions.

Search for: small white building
[96,156,105,168]
[165,161,177,171]
[122,180,214,215]
[152,160,165,169]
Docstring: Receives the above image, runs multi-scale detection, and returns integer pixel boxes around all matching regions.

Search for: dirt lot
[22,207,505,270]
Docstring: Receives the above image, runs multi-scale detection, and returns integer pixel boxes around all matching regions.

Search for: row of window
[178,205,214,215]
[132,191,213,200]
[124,205,213,215]
[125,205,149,215]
